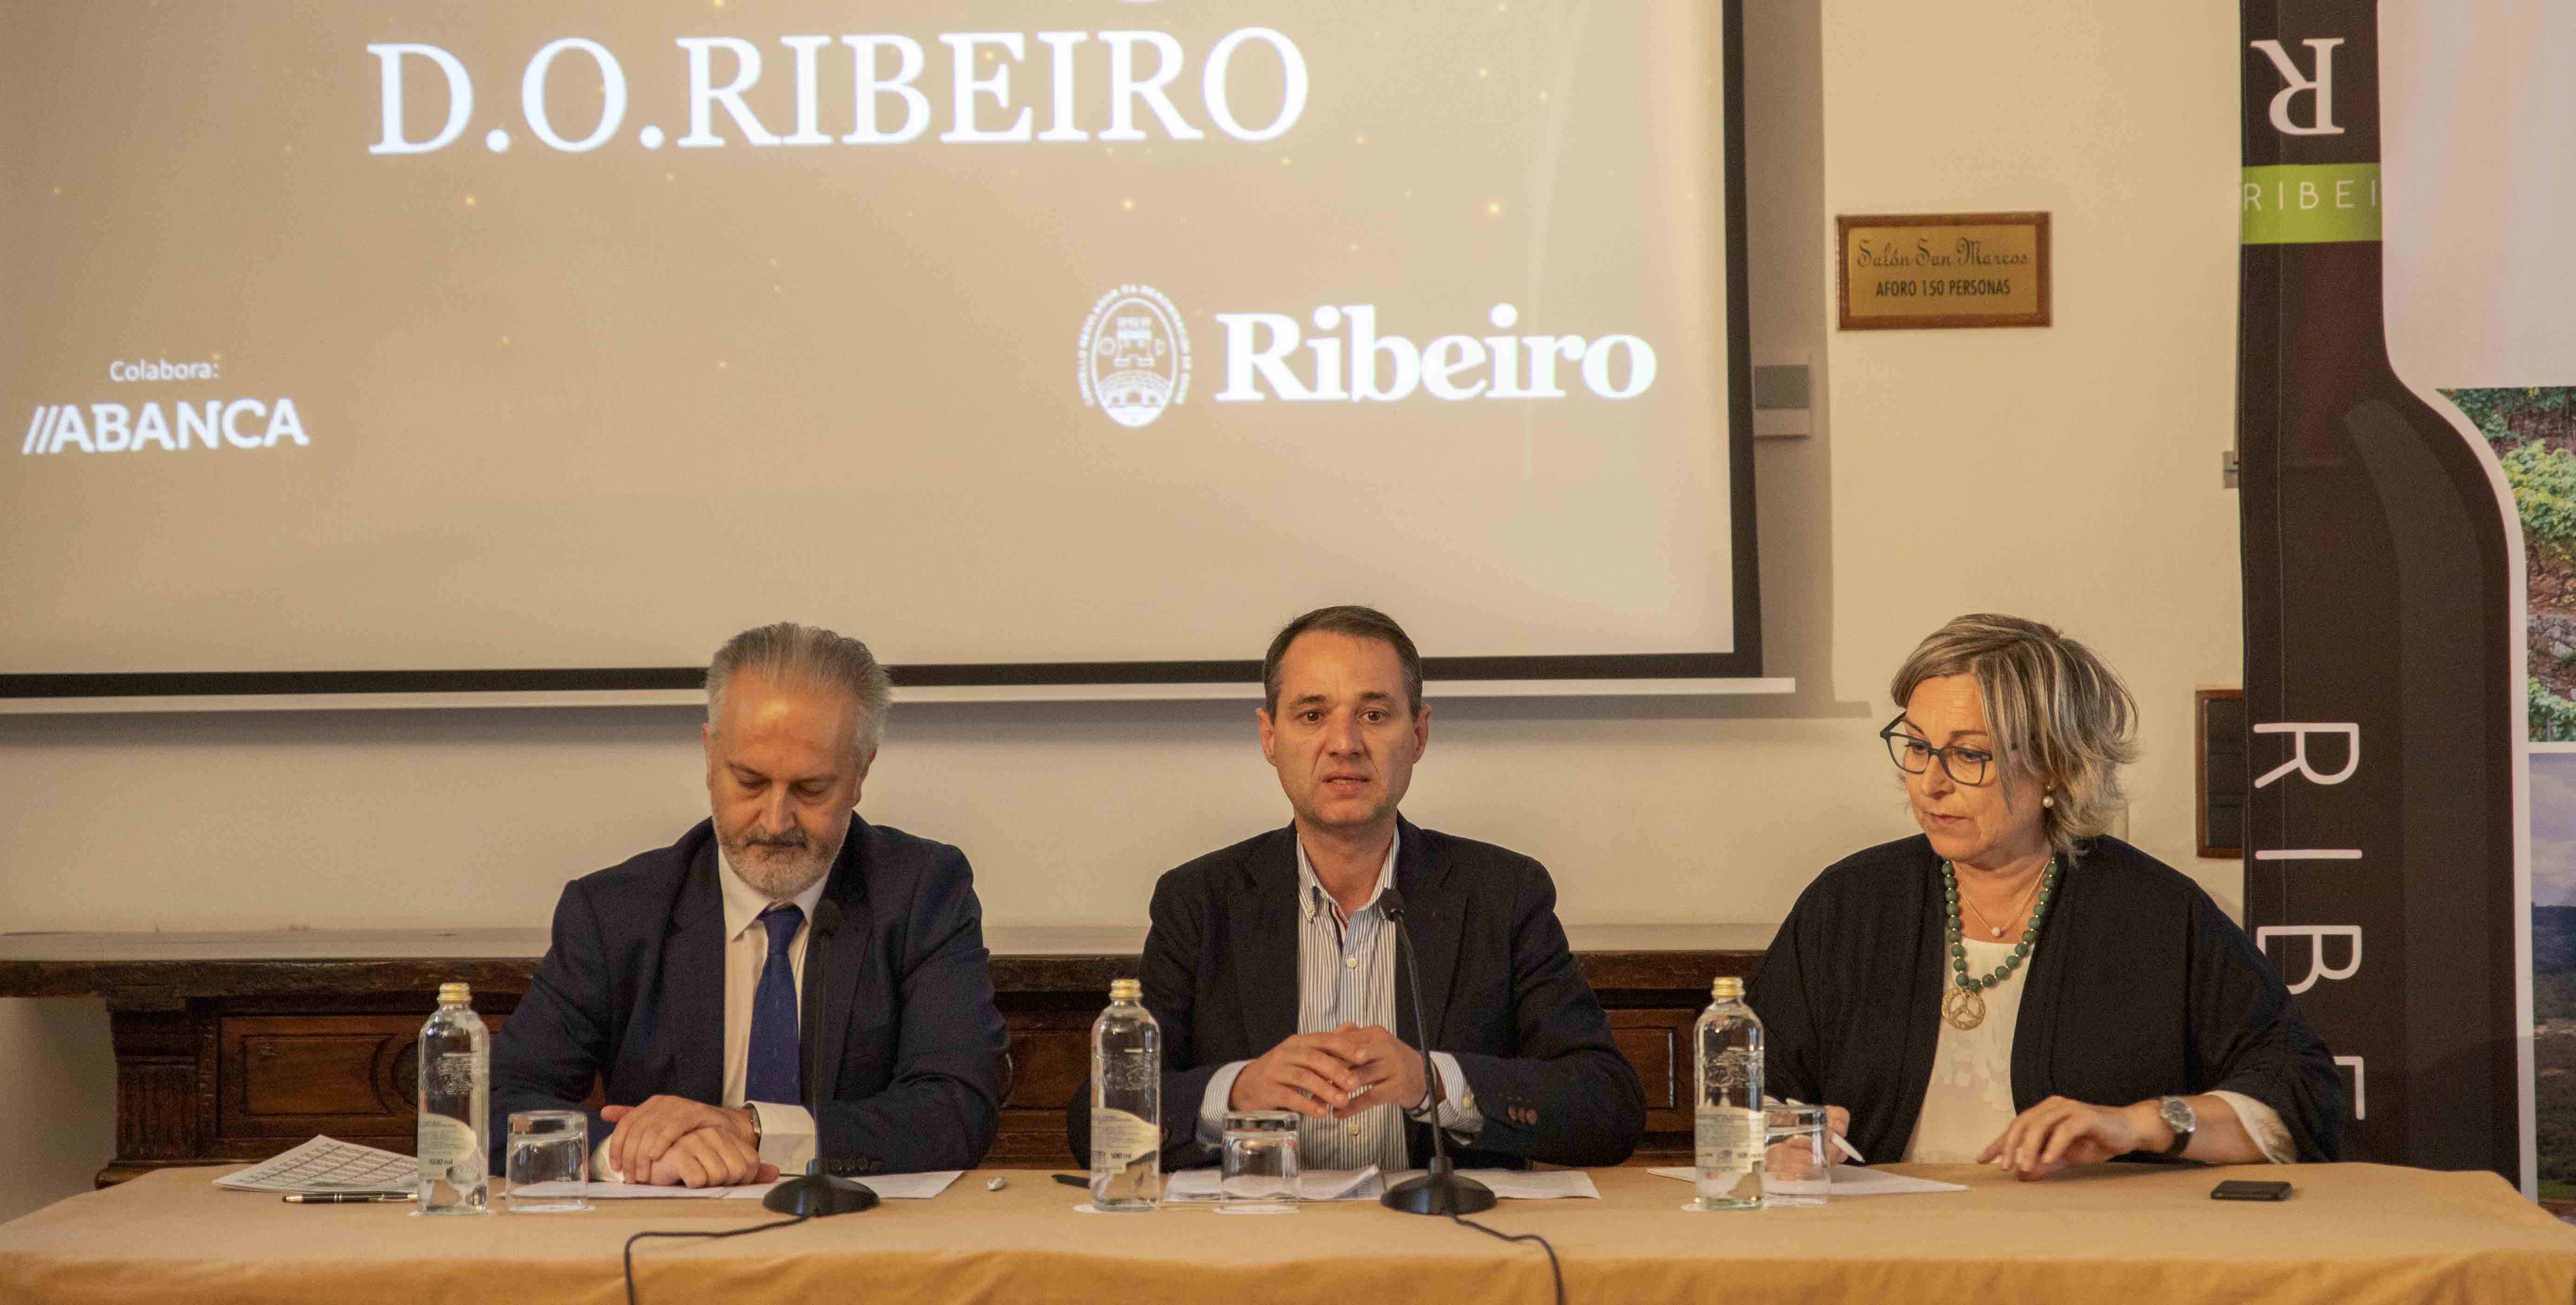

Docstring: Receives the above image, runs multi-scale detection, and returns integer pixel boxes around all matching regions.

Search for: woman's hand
[1977,1095,2162,1180]
[1767,1104,1857,1175]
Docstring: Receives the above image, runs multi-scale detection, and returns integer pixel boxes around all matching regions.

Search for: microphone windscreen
[1378,887,1408,922]
[814,898,844,934]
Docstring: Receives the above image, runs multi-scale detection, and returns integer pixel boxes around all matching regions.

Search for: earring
[2042,792,2056,808]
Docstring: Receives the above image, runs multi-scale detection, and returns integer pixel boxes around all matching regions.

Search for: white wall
[1820,0,2246,893]
[0,0,2246,1220]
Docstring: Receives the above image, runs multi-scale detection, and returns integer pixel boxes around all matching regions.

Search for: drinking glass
[1219,1109,1301,1213]
[504,1110,589,1212]
[1762,1104,1830,1207]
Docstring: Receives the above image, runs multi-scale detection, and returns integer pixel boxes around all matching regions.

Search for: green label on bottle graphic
[2241,164,2381,244]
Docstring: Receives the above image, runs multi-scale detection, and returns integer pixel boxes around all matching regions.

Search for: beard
[717,819,845,899]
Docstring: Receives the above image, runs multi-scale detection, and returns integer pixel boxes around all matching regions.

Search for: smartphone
[2211,1179,2293,1201]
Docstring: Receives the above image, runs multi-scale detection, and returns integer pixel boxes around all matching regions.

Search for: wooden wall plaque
[1837,211,2051,330]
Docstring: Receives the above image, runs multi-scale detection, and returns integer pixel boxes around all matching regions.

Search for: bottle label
[1090,1108,1160,1170]
[417,1114,478,1180]
[1695,1106,1761,1172]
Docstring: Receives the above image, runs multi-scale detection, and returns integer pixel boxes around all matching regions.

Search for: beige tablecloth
[1,1163,2569,1304]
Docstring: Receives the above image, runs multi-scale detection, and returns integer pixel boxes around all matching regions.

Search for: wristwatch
[2156,1096,2197,1159]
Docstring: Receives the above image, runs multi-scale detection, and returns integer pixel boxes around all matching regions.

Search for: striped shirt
[1197,828,1481,1173]
[1289,832,1410,1171]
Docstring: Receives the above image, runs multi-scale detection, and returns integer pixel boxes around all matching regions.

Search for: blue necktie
[746,903,803,1106]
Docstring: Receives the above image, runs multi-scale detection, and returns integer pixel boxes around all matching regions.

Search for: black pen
[1051,1173,1090,1188]
[282,1192,411,1204]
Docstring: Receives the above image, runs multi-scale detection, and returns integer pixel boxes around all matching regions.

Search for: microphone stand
[765,898,879,1216]
[1376,889,1496,1216]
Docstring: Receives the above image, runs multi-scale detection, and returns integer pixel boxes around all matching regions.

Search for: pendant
[1942,985,1986,1031]
[1989,925,2003,937]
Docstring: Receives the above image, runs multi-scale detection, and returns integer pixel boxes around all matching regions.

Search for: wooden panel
[1006,1023,1093,1110]
[242,1035,397,1116]
[988,1010,1093,1168]
[1611,1008,1699,1164]
[61,940,1747,1182]
[217,1012,515,1142]
[1610,1009,1694,1111]
[116,1063,198,1162]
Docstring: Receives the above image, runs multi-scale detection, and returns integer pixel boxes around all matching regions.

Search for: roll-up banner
[2236,0,2554,1193]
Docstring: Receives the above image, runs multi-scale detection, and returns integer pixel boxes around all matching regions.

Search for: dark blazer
[490,817,1011,1175]
[1749,834,2345,1164]
[1065,817,1645,1170]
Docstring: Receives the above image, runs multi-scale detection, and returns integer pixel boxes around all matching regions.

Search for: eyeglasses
[1879,716,1993,786]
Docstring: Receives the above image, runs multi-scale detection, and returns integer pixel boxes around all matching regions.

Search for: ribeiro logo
[1074,293,1661,421]
[1078,285,1191,429]
[1214,302,1657,404]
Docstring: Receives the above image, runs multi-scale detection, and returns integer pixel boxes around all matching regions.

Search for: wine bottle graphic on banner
[2235,0,2528,1186]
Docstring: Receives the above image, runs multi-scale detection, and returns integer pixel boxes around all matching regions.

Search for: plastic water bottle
[417,982,490,1215]
[1089,978,1162,1211]
[1692,975,1765,1211]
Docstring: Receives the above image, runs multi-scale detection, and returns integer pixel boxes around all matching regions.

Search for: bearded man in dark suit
[493,623,1008,1186]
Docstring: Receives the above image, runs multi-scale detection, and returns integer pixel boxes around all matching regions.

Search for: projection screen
[0,0,1755,697]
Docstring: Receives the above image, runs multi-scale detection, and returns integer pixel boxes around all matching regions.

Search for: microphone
[1374,887,1496,1216]
[764,897,878,1216]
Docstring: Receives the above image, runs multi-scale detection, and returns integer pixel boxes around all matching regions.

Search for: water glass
[1219,1109,1301,1212]
[1762,1104,1830,1207]
[504,1110,589,1212]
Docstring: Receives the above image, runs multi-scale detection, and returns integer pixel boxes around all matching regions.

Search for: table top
[1,1162,2566,1305]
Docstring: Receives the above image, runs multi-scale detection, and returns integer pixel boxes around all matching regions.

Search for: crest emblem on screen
[1078,285,1191,428]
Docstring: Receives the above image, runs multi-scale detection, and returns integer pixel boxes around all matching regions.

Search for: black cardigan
[1747,834,2345,1163]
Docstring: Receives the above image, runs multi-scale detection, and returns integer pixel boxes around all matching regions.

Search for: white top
[597,847,828,1181]
[1900,937,2295,1164]
[1902,938,2033,1163]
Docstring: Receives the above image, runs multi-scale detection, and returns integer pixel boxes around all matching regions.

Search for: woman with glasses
[1748,614,2343,1175]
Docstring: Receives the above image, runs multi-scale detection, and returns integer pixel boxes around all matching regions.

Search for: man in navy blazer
[492,624,1008,1184]
[1067,606,1644,1172]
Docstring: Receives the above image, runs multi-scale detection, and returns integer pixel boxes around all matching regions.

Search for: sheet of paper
[514,1170,965,1201]
[515,1180,723,1200]
[1646,1164,1967,1197]
[214,1136,417,1194]
[824,1170,962,1200]
[1379,1169,1599,1200]
[1164,1166,1383,1203]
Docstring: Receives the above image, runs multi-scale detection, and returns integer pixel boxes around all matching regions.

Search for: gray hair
[706,623,894,758]
[1890,613,2139,864]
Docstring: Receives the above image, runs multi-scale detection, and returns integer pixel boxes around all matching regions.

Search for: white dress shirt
[597,848,828,1181]
[1196,828,1480,1172]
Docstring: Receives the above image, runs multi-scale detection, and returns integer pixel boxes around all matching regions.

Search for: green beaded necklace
[1938,857,2058,1030]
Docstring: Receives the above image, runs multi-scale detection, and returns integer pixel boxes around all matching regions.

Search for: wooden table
[1,1162,2567,1304]
[0,925,1769,1180]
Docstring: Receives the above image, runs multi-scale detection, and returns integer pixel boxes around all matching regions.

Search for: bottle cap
[1109,978,1142,1001]
[1710,976,1744,1000]
[437,982,471,1004]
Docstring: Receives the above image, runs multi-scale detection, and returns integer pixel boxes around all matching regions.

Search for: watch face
[2161,1097,2196,1133]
